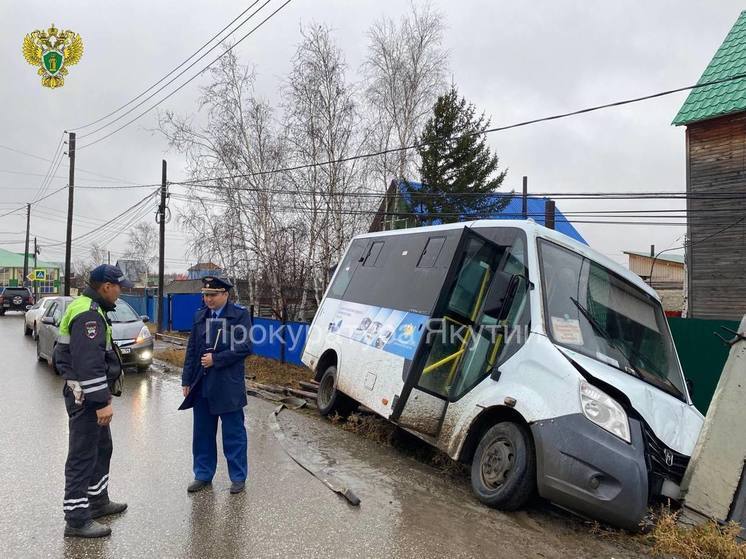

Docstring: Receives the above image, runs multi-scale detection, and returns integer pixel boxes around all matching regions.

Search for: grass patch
[153,345,312,388]
[334,412,397,446]
[154,346,186,368]
[646,507,746,559]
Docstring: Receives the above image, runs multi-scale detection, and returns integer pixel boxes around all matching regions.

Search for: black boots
[230,481,245,494]
[90,501,128,519]
[64,520,111,538]
[187,479,212,493]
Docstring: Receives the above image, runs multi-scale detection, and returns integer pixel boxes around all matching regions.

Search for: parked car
[24,296,57,339]
[302,219,704,531]
[0,287,34,315]
[36,297,153,373]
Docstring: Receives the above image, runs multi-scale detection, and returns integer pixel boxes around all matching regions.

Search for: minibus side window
[417,237,446,268]
[362,241,385,267]
[327,242,365,299]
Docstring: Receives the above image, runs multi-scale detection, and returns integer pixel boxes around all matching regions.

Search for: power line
[31,133,65,203]
[172,180,746,202]
[41,190,159,247]
[167,192,729,227]
[77,0,294,150]
[648,215,746,280]
[33,144,66,203]
[0,143,145,184]
[166,70,746,183]
[0,186,68,220]
[70,0,264,131]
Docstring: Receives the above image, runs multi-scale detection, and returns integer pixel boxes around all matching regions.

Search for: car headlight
[136,326,152,345]
[579,381,631,443]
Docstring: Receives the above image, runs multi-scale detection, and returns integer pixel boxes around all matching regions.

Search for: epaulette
[234,303,246,310]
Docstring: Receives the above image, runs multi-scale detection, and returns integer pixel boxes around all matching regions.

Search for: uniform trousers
[62,384,112,527]
[192,382,248,483]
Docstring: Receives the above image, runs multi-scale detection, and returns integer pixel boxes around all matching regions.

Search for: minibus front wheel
[471,422,536,510]
[317,365,357,417]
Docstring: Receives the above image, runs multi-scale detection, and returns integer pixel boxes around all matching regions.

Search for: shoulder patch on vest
[90,301,99,311]
[84,320,98,339]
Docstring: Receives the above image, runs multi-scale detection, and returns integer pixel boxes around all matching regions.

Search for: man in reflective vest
[55,265,132,538]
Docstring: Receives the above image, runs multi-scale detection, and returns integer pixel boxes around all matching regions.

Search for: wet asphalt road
[0,313,647,558]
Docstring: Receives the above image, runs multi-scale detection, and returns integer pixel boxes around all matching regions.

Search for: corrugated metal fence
[160,293,309,366]
[668,317,740,414]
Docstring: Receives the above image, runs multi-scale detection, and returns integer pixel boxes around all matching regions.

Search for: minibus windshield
[539,239,686,401]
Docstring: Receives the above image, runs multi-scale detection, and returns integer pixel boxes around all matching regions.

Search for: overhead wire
[76,0,294,150]
[70,0,265,131]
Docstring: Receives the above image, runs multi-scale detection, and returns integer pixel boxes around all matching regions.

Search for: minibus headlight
[579,381,631,443]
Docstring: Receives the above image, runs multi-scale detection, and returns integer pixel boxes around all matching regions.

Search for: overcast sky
[1,0,744,273]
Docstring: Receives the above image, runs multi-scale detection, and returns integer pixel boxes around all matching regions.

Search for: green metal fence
[668,317,740,414]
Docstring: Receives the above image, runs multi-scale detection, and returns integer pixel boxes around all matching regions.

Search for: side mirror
[42,316,55,325]
[483,272,520,320]
[140,315,150,323]
[686,378,695,397]
[26,305,33,311]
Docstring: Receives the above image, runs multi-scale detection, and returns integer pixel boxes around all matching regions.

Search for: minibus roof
[354,220,659,301]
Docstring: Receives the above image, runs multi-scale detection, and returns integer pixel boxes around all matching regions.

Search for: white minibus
[301,220,703,529]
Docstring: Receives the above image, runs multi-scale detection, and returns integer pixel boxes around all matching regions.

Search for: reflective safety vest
[58,295,113,349]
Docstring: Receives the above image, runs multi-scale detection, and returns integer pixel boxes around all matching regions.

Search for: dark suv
[0,287,34,315]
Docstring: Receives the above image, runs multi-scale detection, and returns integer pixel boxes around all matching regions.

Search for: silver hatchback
[36,297,154,373]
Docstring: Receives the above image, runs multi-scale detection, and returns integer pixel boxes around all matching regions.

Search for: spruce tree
[409,86,508,223]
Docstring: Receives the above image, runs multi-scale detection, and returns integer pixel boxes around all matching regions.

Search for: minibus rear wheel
[317,365,357,417]
[470,421,536,510]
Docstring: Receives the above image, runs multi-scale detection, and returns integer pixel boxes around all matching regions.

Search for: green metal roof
[0,247,59,269]
[673,11,746,126]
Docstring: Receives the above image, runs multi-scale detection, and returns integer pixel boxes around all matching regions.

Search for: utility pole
[33,237,38,301]
[156,160,167,333]
[108,250,111,265]
[64,132,75,296]
[23,203,30,287]
[521,176,528,219]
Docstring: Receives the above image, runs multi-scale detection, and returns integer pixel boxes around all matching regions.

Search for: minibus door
[392,228,505,437]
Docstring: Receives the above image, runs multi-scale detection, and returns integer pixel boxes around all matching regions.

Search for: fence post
[544,199,556,230]
[280,306,288,364]
[167,294,173,331]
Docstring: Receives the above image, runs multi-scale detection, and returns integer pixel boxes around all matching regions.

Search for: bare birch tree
[159,49,298,317]
[283,23,372,305]
[364,3,448,186]
[123,221,158,284]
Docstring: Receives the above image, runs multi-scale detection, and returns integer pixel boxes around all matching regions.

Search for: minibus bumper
[531,414,648,530]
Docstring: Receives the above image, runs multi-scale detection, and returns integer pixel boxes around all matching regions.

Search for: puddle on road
[274,407,650,559]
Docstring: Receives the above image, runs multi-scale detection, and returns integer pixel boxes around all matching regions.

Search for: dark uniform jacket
[182,302,252,415]
[55,287,120,409]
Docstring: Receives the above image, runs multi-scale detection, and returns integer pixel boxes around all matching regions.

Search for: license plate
[2,303,8,307]
[120,347,132,354]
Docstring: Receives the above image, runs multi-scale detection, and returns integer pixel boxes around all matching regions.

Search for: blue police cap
[89,264,134,288]
[201,276,233,293]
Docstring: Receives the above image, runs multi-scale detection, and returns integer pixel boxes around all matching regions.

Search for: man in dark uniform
[55,265,131,538]
[180,276,252,494]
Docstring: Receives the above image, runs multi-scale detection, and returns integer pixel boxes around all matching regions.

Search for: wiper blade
[569,297,639,376]
[569,297,683,398]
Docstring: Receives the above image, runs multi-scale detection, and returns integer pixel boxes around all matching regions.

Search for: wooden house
[673,11,746,320]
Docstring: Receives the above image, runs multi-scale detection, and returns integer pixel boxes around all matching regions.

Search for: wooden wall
[686,112,746,320]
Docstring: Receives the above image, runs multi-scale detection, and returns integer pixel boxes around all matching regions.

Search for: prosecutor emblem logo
[22,24,83,88]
